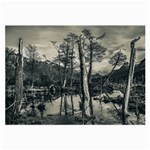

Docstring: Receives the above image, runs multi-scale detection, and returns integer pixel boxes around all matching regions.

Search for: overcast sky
[6,26,145,74]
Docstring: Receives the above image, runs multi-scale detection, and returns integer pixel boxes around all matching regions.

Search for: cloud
[6,26,145,73]
[34,44,49,48]
[136,51,145,63]
[92,59,112,74]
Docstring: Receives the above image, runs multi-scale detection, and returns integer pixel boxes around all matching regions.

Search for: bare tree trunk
[62,44,69,115]
[59,96,63,116]
[64,95,68,116]
[13,38,23,116]
[58,51,63,116]
[99,76,103,112]
[122,37,140,124]
[88,39,94,124]
[78,36,91,122]
[31,51,34,88]
[70,45,74,115]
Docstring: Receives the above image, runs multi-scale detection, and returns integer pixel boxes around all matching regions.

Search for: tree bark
[64,95,68,116]
[88,39,94,124]
[62,43,69,115]
[13,38,23,116]
[59,96,63,116]
[70,45,74,115]
[99,76,103,112]
[78,36,91,122]
[31,50,34,87]
[122,37,140,124]
[58,51,63,116]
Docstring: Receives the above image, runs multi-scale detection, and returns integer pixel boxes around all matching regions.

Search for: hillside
[104,59,145,83]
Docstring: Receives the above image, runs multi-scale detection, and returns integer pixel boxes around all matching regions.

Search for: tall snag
[88,39,94,123]
[67,33,78,116]
[58,49,63,116]
[13,38,23,116]
[70,41,74,115]
[77,35,91,123]
[122,37,140,124]
[62,43,69,116]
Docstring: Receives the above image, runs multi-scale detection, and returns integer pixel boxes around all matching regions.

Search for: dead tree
[58,49,63,116]
[58,50,63,116]
[13,38,24,116]
[78,35,91,123]
[88,39,94,124]
[63,43,69,116]
[122,37,140,124]
[70,41,74,115]
[67,33,78,116]
[64,34,78,116]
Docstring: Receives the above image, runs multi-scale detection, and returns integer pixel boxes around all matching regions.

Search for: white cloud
[6,26,145,73]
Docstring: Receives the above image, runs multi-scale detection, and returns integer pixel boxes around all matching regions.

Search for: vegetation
[5,29,145,125]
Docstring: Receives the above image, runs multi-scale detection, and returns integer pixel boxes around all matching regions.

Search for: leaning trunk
[102,52,121,86]
[122,37,140,124]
